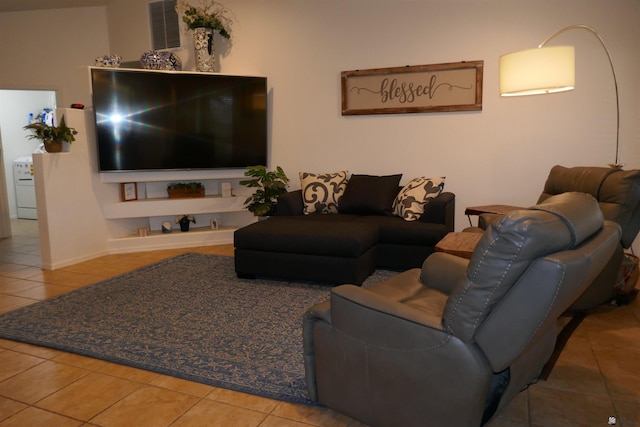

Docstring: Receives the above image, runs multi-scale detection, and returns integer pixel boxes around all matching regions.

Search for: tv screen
[90,68,267,172]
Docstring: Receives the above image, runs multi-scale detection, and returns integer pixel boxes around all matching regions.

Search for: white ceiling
[0,0,113,12]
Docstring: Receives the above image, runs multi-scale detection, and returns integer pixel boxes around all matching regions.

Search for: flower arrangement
[175,214,196,224]
[175,0,232,39]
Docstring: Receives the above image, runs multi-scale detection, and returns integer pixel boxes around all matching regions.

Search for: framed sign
[121,182,138,201]
[341,60,483,115]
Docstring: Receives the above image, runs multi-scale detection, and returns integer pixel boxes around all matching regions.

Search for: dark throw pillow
[339,174,403,215]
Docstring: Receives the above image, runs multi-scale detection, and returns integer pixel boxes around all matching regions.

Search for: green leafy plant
[240,165,289,217]
[23,115,78,144]
[175,0,232,39]
[167,182,203,190]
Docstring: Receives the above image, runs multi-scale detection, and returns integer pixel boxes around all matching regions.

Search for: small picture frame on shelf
[121,183,138,201]
[210,218,219,230]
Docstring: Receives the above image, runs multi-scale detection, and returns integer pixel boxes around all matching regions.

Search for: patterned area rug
[0,253,396,404]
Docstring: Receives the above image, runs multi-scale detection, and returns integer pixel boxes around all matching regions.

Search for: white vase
[193,27,215,72]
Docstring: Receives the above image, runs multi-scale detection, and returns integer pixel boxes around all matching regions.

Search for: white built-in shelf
[103,196,246,219]
[106,226,237,253]
[99,170,247,183]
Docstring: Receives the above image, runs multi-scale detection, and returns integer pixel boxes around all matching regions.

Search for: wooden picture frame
[121,182,138,201]
[341,60,483,115]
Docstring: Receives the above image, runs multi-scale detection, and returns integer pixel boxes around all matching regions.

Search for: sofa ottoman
[234,217,379,285]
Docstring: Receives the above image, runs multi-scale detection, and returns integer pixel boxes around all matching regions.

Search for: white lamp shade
[500,46,575,96]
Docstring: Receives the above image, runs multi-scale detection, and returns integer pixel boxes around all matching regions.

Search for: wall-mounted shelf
[103,195,246,219]
[100,169,247,184]
[106,226,239,253]
[101,172,254,253]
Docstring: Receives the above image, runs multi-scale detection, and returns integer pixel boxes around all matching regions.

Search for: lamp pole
[538,25,621,168]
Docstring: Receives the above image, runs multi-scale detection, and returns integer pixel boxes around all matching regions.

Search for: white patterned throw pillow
[393,177,445,221]
[300,171,349,214]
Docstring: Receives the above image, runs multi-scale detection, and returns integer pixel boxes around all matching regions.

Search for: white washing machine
[13,156,37,220]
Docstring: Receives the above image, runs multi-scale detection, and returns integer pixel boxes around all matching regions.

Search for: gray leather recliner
[478,165,640,309]
[303,192,621,426]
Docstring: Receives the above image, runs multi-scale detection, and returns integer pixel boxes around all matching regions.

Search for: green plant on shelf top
[167,182,203,190]
[23,114,78,144]
[167,182,205,199]
[240,165,289,217]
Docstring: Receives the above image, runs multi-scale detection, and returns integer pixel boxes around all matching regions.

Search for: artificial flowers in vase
[175,0,232,72]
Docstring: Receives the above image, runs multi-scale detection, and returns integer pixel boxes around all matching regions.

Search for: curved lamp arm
[538,24,624,168]
[539,25,621,167]
[500,24,622,168]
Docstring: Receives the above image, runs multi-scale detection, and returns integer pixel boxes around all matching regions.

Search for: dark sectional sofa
[234,188,455,284]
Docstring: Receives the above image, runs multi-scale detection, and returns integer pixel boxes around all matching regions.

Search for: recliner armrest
[420,252,469,295]
[331,285,446,332]
[477,213,504,230]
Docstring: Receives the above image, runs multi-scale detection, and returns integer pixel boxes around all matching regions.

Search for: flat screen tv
[90,68,267,172]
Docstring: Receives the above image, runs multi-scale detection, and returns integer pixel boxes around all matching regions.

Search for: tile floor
[0,219,638,426]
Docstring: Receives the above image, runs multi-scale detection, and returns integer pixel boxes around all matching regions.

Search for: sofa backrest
[537,165,640,248]
[442,192,621,371]
[276,188,455,230]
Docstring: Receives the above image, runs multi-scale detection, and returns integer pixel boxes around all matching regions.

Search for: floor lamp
[499,24,622,168]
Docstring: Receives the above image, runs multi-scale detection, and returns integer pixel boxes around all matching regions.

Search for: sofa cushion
[234,217,379,258]
[393,177,445,221]
[300,171,349,215]
[357,215,449,246]
[339,174,402,215]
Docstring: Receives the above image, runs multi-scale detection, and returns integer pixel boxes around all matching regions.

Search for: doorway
[0,89,57,237]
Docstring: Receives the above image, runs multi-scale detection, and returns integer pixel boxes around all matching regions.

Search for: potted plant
[167,182,205,198]
[240,165,289,217]
[23,115,78,153]
[175,0,232,39]
[175,214,196,232]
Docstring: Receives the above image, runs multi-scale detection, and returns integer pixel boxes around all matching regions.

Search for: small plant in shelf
[175,214,196,232]
[167,182,205,198]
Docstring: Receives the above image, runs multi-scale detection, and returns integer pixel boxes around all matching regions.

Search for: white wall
[0,89,56,218]
[113,0,639,251]
[34,108,110,269]
[2,0,639,261]
[0,6,110,107]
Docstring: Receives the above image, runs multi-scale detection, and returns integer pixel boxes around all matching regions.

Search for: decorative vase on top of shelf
[176,215,196,232]
[176,0,232,73]
[193,27,215,72]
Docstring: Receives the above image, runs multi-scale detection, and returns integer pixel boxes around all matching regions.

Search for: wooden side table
[435,232,483,259]
[464,204,524,227]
